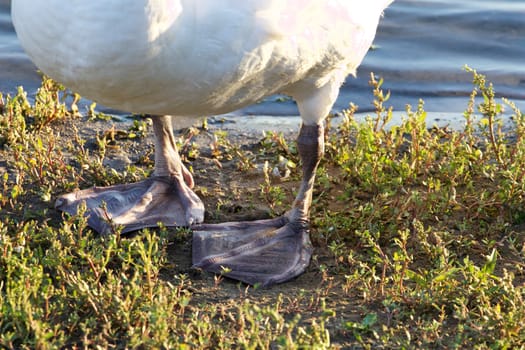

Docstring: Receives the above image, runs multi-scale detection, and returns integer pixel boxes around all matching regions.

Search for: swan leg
[192,77,338,286]
[55,115,205,234]
[192,123,324,286]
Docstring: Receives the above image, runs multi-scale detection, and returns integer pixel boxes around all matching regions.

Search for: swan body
[12,0,393,285]
[13,0,391,121]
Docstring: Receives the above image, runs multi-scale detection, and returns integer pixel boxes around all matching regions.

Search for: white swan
[12,0,393,286]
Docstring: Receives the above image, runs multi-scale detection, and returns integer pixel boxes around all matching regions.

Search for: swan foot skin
[193,123,323,286]
[192,217,312,286]
[55,176,205,235]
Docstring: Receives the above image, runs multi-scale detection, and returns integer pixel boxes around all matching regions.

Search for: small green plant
[2,71,525,349]
[259,161,287,214]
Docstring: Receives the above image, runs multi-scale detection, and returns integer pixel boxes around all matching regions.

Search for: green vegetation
[0,69,524,349]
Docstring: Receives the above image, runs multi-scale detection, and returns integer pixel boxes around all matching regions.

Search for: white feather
[12,0,392,123]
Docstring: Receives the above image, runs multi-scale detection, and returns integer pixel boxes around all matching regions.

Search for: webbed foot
[192,122,325,286]
[55,176,204,234]
[192,217,312,286]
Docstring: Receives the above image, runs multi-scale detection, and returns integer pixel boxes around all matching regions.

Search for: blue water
[1,0,524,119]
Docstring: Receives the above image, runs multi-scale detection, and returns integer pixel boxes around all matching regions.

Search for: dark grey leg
[192,123,324,286]
[55,115,204,233]
[288,123,324,223]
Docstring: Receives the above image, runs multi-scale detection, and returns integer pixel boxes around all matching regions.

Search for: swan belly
[64,38,326,117]
[12,0,385,117]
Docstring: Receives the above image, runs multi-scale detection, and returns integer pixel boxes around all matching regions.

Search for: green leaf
[362,313,378,328]
[482,248,497,275]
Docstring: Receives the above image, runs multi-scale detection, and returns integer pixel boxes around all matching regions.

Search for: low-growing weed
[1,69,525,348]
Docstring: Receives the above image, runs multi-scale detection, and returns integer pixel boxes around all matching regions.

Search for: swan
[12,0,393,286]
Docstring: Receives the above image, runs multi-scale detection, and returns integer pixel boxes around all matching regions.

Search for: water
[1,0,524,123]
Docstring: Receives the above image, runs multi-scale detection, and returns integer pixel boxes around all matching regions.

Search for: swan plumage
[12,0,393,285]
[13,0,391,118]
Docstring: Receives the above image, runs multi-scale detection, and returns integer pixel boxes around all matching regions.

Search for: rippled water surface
[1,0,524,119]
